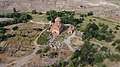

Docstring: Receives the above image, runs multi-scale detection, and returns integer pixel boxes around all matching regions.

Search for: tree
[0,34,6,41]
[12,26,18,31]
[69,61,75,67]
[115,39,120,44]
[93,53,105,63]
[32,10,37,14]
[105,36,113,42]
[71,50,80,59]
[0,30,5,34]
[102,64,107,67]
[86,23,99,31]
[101,46,108,52]
[79,42,96,65]
[71,41,98,65]
[49,51,58,58]
[46,10,57,15]
[0,47,2,52]
[13,8,17,13]
[87,12,94,16]
[116,45,120,52]
[42,46,50,53]
[80,14,86,17]
[100,24,108,33]
[38,12,43,15]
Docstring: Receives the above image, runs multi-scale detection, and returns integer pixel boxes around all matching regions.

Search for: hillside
[0,0,120,22]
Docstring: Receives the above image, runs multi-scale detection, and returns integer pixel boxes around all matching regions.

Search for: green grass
[77,15,120,54]
[37,32,50,45]
[30,13,48,22]
[79,16,118,30]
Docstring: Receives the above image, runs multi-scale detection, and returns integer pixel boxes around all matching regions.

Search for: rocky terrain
[0,0,120,22]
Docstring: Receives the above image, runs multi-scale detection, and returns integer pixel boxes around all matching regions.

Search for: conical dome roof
[55,17,61,22]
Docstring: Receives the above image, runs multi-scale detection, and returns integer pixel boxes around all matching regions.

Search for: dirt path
[64,31,77,52]
[7,29,47,67]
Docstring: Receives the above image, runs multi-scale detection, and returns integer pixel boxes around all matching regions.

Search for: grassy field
[37,31,50,45]
[0,23,46,63]
[29,13,48,22]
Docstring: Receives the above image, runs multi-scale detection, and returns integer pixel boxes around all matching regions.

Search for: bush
[116,45,120,52]
[101,46,108,52]
[0,30,6,34]
[93,53,105,63]
[102,64,106,67]
[105,37,113,42]
[109,29,113,33]
[114,31,117,33]
[0,34,6,41]
[80,14,86,17]
[115,26,119,30]
[87,12,93,16]
[111,42,116,46]
[36,49,42,54]
[96,36,103,41]
[33,28,43,31]
[12,26,18,31]
[42,47,50,53]
[38,12,43,15]
[32,10,37,14]
[115,39,120,44]
[49,51,58,58]
[109,54,120,61]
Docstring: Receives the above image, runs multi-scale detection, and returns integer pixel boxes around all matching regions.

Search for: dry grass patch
[29,13,48,22]
[0,23,46,64]
[71,37,84,46]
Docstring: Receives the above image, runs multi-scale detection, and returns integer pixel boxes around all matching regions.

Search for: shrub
[87,12,93,16]
[115,39,120,44]
[42,47,50,53]
[105,37,113,42]
[36,49,42,54]
[115,26,119,30]
[102,64,106,67]
[32,10,37,14]
[101,46,108,52]
[33,28,43,31]
[12,26,18,31]
[0,34,6,41]
[93,53,105,63]
[0,30,5,34]
[116,45,120,52]
[49,51,58,58]
[89,19,92,22]
[114,31,117,33]
[109,54,120,61]
[96,36,103,41]
[38,12,43,15]
[109,29,113,33]
[111,42,116,46]
[80,14,86,17]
